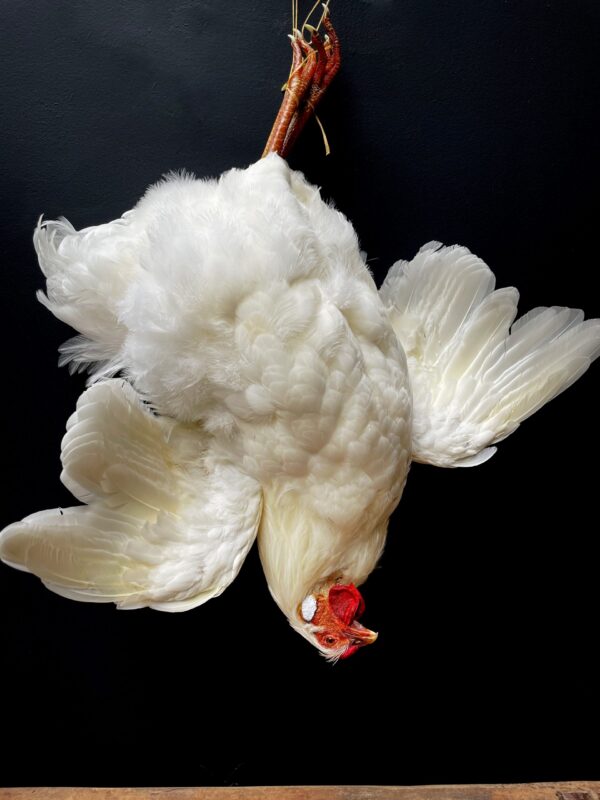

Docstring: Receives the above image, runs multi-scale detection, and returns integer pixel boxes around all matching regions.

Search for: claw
[262,12,341,158]
[320,12,341,90]
[262,30,317,158]
[280,27,327,156]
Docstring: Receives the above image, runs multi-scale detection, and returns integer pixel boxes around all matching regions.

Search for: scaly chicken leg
[263,6,340,158]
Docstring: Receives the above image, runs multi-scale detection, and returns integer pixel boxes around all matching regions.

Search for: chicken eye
[325,635,337,646]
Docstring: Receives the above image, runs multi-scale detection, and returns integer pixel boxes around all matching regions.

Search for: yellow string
[319,1,331,32]
[301,0,322,34]
[315,113,331,156]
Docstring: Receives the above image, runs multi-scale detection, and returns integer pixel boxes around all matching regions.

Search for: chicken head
[299,583,378,661]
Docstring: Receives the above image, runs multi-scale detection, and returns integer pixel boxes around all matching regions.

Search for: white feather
[0,380,262,609]
[380,242,600,467]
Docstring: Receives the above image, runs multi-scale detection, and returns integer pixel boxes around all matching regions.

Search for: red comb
[328,583,365,625]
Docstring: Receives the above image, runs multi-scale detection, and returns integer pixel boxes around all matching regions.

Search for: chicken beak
[347,619,378,647]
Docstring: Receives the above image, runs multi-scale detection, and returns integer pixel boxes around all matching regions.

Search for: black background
[1,0,599,788]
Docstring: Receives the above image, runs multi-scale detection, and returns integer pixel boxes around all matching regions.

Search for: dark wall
[1,0,598,787]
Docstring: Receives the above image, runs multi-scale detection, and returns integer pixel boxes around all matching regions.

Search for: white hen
[1,13,599,661]
[2,153,599,659]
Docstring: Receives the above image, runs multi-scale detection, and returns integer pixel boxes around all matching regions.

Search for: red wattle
[328,583,365,625]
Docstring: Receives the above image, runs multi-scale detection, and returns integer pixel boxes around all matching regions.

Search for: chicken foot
[262,6,340,158]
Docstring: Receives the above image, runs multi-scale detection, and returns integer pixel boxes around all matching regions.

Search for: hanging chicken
[1,6,599,662]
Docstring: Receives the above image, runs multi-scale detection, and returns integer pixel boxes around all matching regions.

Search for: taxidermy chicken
[2,6,599,661]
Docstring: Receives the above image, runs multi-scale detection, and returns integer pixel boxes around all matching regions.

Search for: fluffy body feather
[2,154,599,657]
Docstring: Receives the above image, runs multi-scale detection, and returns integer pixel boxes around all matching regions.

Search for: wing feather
[0,380,262,609]
[381,242,600,467]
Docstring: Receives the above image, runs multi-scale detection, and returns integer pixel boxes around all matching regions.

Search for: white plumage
[2,379,262,611]
[2,154,599,659]
[381,243,600,467]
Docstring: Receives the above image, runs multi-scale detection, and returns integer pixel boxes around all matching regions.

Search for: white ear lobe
[301,595,317,622]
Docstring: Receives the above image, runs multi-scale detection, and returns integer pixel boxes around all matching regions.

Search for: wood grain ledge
[1,783,599,800]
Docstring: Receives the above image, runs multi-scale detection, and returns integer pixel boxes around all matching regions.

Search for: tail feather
[34,215,138,378]
[381,242,600,467]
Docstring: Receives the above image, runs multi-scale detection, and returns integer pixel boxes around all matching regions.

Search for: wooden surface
[1,784,599,800]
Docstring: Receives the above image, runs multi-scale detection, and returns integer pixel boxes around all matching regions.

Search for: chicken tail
[34,215,136,380]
